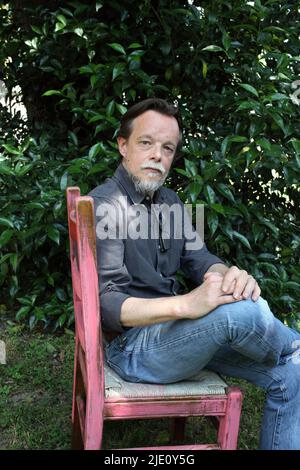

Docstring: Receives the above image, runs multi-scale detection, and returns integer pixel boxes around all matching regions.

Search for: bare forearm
[120,295,183,328]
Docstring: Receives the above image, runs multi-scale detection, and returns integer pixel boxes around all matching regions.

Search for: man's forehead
[131,110,180,139]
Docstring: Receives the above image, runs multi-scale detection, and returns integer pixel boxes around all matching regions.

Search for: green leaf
[252,223,264,243]
[207,211,218,236]
[55,21,66,32]
[285,281,300,292]
[29,315,37,330]
[17,295,37,306]
[16,306,31,321]
[10,253,18,273]
[268,93,289,101]
[26,202,45,210]
[88,162,107,175]
[15,163,34,177]
[30,25,42,35]
[184,158,197,177]
[128,43,143,49]
[2,144,21,155]
[221,136,229,156]
[57,14,67,26]
[42,90,62,96]
[204,185,216,204]
[116,103,127,115]
[0,253,14,266]
[217,183,235,203]
[174,168,188,177]
[108,43,126,55]
[270,113,285,133]
[256,137,271,151]
[74,27,84,37]
[258,253,277,260]
[188,181,202,203]
[0,217,14,229]
[60,172,68,191]
[239,83,259,98]
[211,203,225,214]
[112,63,125,81]
[222,32,231,51]
[106,100,115,117]
[88,143,102,159]
[232,231,251,249]
[0,230,14,248]
[201,45,224,52]
[236,101,260,112]
[47,227,60,245]
[56,288,67,302]
[290,139,300,154]
[202,60,207,79]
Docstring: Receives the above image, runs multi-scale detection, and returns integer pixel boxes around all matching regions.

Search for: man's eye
[141,141,151,145]
[165,146,174,153]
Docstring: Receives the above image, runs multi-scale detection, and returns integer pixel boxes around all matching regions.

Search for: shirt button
[159,273,163,277]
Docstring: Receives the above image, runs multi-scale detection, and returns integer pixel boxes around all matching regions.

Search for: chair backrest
[66,187,104,448]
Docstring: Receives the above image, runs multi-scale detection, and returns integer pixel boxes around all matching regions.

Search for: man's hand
[204,265,261,302]
[182,272,241,320]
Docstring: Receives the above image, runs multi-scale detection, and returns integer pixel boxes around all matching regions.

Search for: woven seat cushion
[104,362,227,399]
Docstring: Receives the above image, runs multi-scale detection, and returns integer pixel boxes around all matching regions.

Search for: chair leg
[218,387,243,450]
[71,347,84,450]
[170,417,186,442]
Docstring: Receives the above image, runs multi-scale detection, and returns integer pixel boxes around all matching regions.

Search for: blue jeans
[105,297,300,449]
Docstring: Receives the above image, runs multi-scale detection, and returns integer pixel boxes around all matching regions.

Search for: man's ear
[117,136,127,158]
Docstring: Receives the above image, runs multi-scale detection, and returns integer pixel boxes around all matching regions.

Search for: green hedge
[0,0,300,329]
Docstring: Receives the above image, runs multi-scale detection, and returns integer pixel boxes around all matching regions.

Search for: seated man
[89,98,300,450]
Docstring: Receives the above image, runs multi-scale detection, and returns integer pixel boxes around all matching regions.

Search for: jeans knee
[215,296,274,329]
[268,362,300,402]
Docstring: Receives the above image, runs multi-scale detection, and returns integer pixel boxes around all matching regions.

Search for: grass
[0,318,265,450]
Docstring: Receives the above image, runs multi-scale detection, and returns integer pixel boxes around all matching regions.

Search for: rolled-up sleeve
[92,196,131,333]
[179,201,227,284]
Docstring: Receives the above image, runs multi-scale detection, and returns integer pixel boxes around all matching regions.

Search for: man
[89,98,300,450]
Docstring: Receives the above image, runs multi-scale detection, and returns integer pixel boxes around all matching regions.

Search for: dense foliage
[0,0,300,329]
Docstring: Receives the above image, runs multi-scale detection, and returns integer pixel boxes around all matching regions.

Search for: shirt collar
[113,163,165,204]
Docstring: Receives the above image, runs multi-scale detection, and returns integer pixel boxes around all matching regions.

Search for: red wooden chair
[66,187,243,450]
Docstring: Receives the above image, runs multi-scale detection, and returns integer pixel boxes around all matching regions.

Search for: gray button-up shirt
[89,163,226,333]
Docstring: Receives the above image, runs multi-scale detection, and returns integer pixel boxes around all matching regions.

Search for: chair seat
[104,362,227,399]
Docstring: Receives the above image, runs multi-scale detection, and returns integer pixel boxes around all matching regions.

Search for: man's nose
[151,143,162,160]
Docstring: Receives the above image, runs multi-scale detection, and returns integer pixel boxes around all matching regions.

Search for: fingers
[251,282,261,302]
[222,266,261,301]
[222,266,240,292]
[206,266,261,303]
[237,275,256,300]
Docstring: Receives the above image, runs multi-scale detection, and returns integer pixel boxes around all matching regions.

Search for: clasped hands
[204,265,261,302]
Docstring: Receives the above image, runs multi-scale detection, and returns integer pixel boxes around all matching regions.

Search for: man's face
[117,110,180,191]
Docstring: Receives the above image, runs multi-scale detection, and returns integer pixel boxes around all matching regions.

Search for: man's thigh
[106,297,293,383]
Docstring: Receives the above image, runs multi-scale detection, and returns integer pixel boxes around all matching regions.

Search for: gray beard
[124,166,168,196]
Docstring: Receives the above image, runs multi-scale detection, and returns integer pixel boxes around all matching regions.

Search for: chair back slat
[67,188,86,351]
[67,188,105,449]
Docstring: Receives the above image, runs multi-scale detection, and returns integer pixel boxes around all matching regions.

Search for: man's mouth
[143,167,163,175]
